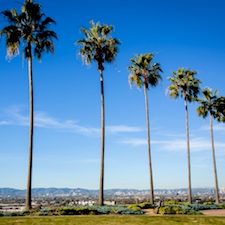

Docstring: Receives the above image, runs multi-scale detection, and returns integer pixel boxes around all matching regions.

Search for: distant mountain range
[0,187,217,197]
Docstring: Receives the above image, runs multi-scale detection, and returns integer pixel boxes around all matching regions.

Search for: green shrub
[190,203,221,211]
[165,200,177,205]
[117,208,143,215]
[38,209,53,216]
[139,202,153,209]
[17,210,32,216]
[127,205,141,211]
[172,206,186,214]
[158,206,175,214]
[158,206,203,215]
[203,201,214,205]
[186,210,202,215]
[76,207,96,215]
[90,206,111,214]
[2,212,18,217]
[57,207,79,215]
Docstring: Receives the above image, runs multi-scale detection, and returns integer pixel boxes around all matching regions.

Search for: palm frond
[128,53,162,90]
[1,0,57,61]
[76,20,120,71]
[197,87,225,121]
[167,68,201,102]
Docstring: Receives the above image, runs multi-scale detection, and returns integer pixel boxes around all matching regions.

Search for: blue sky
[0,0,225,191]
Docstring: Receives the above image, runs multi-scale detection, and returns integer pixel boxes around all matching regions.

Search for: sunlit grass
[0,215,225,225]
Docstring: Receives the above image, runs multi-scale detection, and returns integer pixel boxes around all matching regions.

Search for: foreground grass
[0,215,225,225]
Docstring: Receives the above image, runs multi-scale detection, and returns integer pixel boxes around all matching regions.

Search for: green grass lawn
[0,215,225,225]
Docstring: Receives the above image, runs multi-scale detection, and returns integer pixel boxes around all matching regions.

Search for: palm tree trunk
[144,85,154,204]
[184,98,192,204]
[25,45,33,210]
[210,113,219,203]
[99,70,105,205]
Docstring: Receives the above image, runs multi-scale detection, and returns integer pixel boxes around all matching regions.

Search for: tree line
[1,0,225,210]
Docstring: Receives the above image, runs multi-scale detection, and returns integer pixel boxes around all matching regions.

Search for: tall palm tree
[76,20,120,205]
[0,0,57,210]
[196,88,225,203]
[167,68,201,204]
[128,53,162,204]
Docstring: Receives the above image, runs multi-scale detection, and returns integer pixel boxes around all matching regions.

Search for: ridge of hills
[0,187,216,197]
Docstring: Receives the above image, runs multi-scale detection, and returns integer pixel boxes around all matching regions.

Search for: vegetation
[76,20,120,205]
[0,0,57,210]
[128,53,162,204]
[167,68,201,204]
[1,216,225,225]
[157,201,224,215]
[196,88,225,204]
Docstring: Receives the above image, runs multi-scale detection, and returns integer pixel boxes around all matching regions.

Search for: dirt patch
[200,209,225,216]
[142,209,160,216]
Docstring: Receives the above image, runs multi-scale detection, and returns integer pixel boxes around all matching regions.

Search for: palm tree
[196,88,225,203]
[0,0,57,210]
[167,68,201,204]
[128,53,162,204]
[76,20,120,205]
[216,96,225,122]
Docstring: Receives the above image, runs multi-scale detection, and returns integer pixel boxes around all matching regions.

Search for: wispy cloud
[107,125,143,133]
[120,138,147,147]
[0,106,142,137]
[200,124,225,132]
[120,136,225,155]
[0,120,11,125]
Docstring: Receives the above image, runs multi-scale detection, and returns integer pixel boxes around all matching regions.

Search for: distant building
[220,187,225,194]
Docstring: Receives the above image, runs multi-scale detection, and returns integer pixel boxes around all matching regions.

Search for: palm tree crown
[216,96,225,122]
[76,20,120,71]
[128,53,162,89]
[0,0,57,60]
[168,68,201,102]
[196,88,222,119]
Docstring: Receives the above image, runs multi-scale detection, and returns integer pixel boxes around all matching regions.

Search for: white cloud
[0,120,11,125]
[120,135,225,155]
[106,125,142,134]
[0,106,142,137]
[120,138,147,147]
[200,124,225,132]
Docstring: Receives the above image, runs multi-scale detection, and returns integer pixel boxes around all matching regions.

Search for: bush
[116,207,143,215]
[158,206,202,215]
[127,204,141,211]
[2,212,18,217]
[189,203,221,211]
[17,210,32,216]
[138,202,153,209]
[38,209,54,216]
[203,201,214,205]
[90,206,111,214]
[57,207,79,215]
[158,206,175,214]
[165,200,178,205]
[57,207,99,215]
